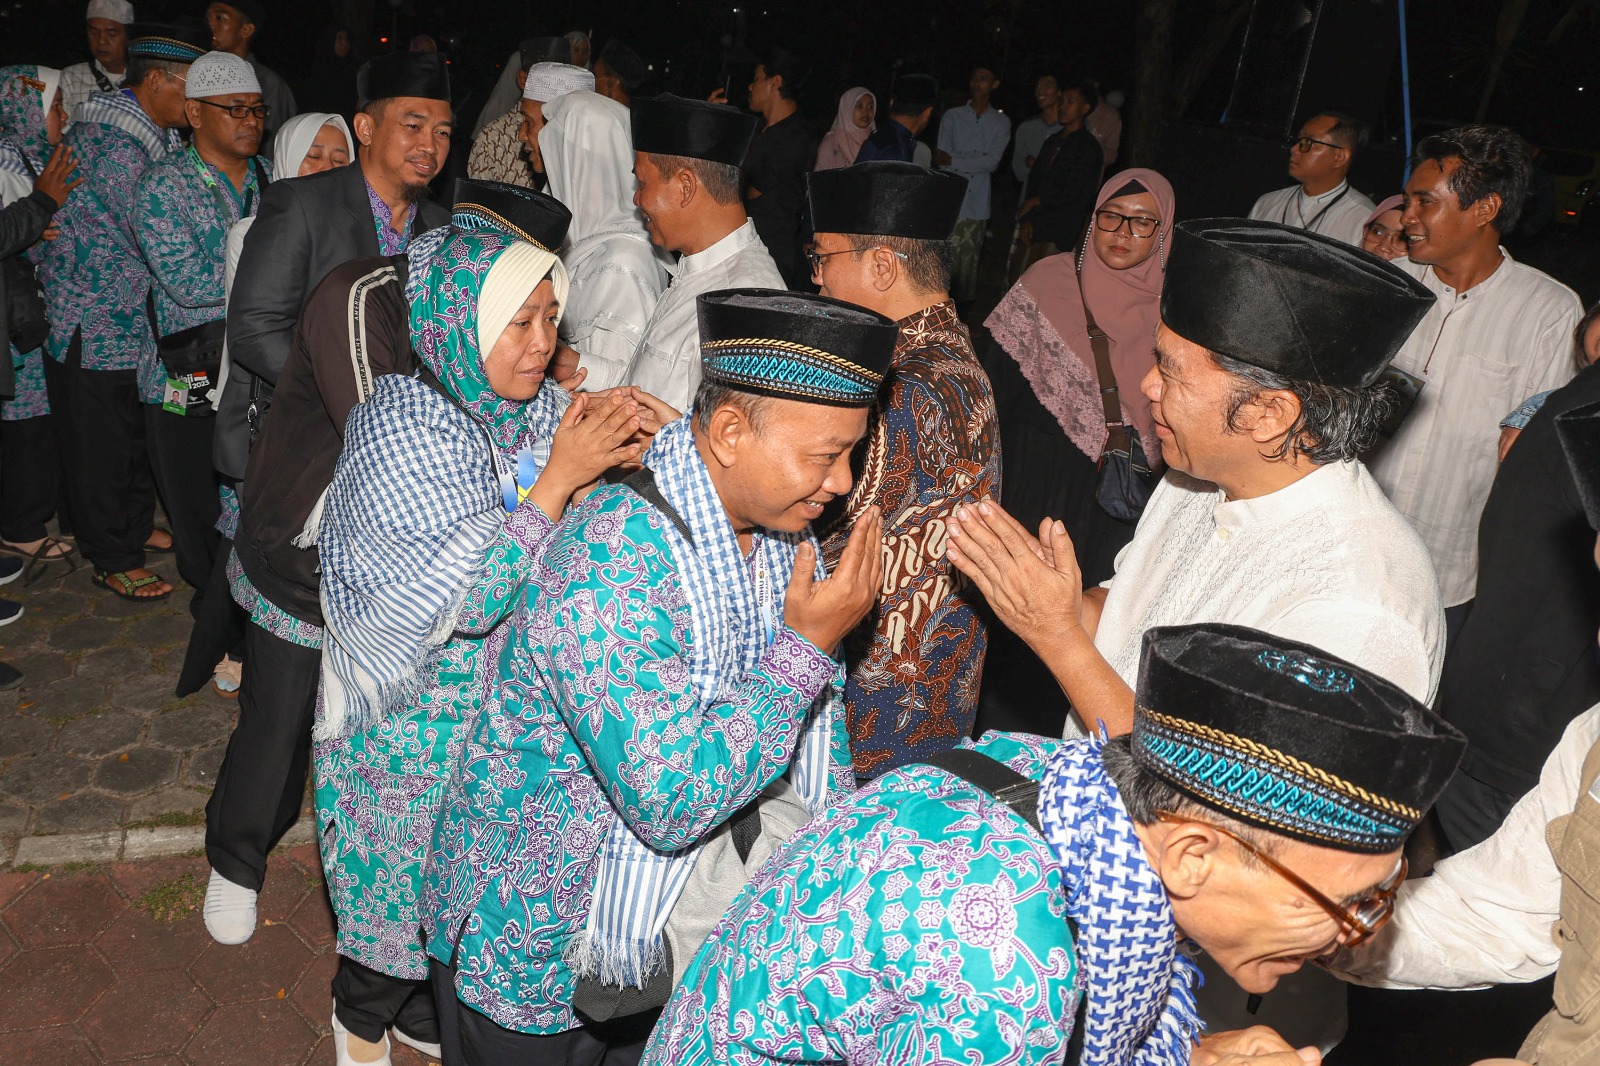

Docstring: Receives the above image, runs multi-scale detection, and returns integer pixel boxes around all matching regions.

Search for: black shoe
[0,662,21,690]
[0,556,21,585]
[0,599,20,627]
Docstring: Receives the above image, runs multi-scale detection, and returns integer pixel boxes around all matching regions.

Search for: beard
[400,179,431,204]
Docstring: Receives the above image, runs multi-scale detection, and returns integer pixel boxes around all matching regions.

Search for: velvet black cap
[631,94,759,168]
[1161,219,1435,388]
[451,180,571,253]
[1130,623,1465,854]
[127,19,212,63]
[1557,399,1600,530]
[519,36,570,68]
[890,73,938,114]
[697,289,897,408]
[807,162,968,240]
[218,0,266,28]
[357,52,451,106]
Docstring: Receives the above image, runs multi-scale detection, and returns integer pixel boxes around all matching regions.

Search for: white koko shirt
[1248,179,1376,247]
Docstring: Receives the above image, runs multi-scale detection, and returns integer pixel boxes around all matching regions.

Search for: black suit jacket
[216,161,447,478]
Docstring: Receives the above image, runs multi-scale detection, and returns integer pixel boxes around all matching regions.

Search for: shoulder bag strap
[1076,269,1124,433]
[621,467,695,547]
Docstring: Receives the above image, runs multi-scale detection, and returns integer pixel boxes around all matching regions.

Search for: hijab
[0,65,60,174]
[408,229,571,448]
[272,112,353,179]
[814,87,875,171]
[539,91,648,246]
[1365,193,1404,227]
[986,167,1174,461]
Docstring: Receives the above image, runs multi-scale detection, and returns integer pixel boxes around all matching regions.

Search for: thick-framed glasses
[195,99,271,121]
[1154,811,1406,949]
[1094,210,1161,239]
[806,245,909,274]
[1287,135,1343,154]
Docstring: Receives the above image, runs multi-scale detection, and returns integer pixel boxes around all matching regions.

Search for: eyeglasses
[1154,811,1406,949]
[1094,210,1161,239]
[195,99,271,121]
[1287,135,1343,154]
[805,245,909,274]
[1364,221,1406,247]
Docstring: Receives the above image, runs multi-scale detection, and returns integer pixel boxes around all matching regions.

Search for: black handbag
[1083,291,1156,524]
[3,253,47,355]
[156,319,226,417]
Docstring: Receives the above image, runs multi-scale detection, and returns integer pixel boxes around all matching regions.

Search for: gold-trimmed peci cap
[449,179,571,253]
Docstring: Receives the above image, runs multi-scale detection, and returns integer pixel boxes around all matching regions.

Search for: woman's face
[484,278,560,401]
[44,89,67,146]
[1361,208,1406,260]
[852,93,875,130]
[298,123,351,176]
[1091,191,1163,271]
[333,29,351,57]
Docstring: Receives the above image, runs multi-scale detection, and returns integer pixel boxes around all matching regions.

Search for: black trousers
[430,958,654,1066]
[332,955,440,1046]
[143,405,220,600]
[42,332,155,573]
[0,414,60,544]
[204,620,320,891]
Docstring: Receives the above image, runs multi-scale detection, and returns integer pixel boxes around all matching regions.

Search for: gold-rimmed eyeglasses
[1155,810,1406,948]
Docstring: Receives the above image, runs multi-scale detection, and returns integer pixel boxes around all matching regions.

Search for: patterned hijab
[408,229,571,448]
[0,65,60,175]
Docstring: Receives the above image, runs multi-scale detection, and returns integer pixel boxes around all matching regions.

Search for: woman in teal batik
[312,227,646,1061]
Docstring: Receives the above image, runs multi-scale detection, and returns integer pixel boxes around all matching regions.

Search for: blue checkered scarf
[76,89,181,160]
[575,415,848,988]
[1040,733,1204,1065]
[315,374,567,740]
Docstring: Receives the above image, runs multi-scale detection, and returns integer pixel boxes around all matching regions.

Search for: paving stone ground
[0,556,246,864]
[0,844,434,1065]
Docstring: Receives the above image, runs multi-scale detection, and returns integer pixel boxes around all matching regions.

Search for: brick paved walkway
[0,557,242,864]
[0,844,434,1065]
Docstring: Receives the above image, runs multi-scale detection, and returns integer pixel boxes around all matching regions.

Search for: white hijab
[538,91,648,247]
[272,111,353,176]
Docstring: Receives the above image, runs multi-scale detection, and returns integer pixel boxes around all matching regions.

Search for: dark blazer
[0,191,53,400]
[216,161,447,478]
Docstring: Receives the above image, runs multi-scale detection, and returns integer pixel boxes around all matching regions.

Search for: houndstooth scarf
[1039,734,1205,1065]
[572,415,849,988]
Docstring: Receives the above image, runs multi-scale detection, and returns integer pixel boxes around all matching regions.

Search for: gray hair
[646,152,743,206]
[1214,353,1396,465]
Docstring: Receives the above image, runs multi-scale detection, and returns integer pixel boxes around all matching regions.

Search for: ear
[1149,818,1226,903]
[1474,191,1504,231]
[184,99,203,129]
[1245,388,1304,447]
[676,164,697,209]
[352,109,375,147]
[516,70,527,91]
[870,246,900,294]
[240,20,256,45]
[701,405,751,469]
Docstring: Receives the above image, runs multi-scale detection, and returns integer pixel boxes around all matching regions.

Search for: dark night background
[3,0,1598,152]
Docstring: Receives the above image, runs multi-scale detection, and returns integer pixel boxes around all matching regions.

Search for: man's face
[1034,76,1060,112]
[1401,156,1491,266]
[1057,88,1092,128]
[360,97,452,193]
[206,3,251,54]
[483,279,561,401]
[187,92,264,161]
[713,398,869,533]
[632,151,689,252]
[969,68,998,104]
[748,64,779,112]
[1165,828,1405,995]
[810,231,884,312]
[145,66,193,129]
[1287,115,1345,185]
[86,18,128,70]
[1140,324,1258,483]
[518,98,547,172]
[593,58,621,102]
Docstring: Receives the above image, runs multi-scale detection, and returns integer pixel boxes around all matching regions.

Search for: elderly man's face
[518,98,548,172]
[1140,324,1261,483]
[1159,821,1406,994]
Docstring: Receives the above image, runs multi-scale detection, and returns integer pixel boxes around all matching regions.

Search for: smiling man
[1367,125,1582,631]
[424,289,894,1063]
[944,219,1442,1049]
[642,622,1465,1066]
[204,50,451,951]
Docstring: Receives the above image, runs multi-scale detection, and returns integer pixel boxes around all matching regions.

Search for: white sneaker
[390,1026,442,1060]
[202,868,258,945]
[332,1006,393,1066]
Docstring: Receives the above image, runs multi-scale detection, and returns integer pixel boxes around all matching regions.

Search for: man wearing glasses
[131,50,267,616]
[641,622,1465,1066]
[1248,112,1375,248]
[805,161,1000,782]
[942,219,1445,1050]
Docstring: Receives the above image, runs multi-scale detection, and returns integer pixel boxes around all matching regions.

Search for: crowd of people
[4,3,1600,1066]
